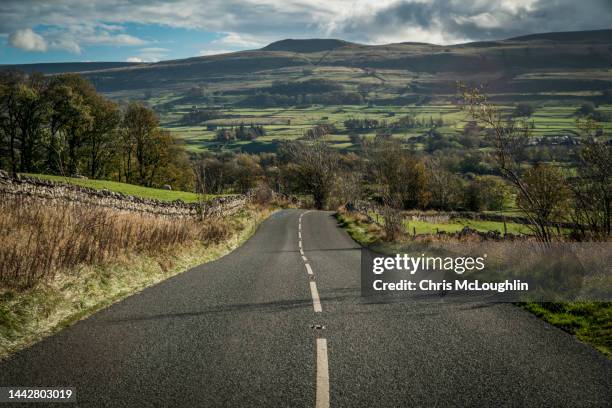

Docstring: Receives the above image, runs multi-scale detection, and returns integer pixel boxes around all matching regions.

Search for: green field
[23,174,203,202]
[158,104,612,153]
[404,218,532,235]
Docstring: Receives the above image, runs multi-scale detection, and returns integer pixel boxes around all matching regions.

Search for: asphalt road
[0,209,610,407]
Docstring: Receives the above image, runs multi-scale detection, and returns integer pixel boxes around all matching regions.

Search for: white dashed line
[309,281,322,313]
[305,263,314,275]
[299,211,329,408]
[316,338,330,408]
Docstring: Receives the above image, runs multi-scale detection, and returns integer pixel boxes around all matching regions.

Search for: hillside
[261,38,356,52]
[0,61,141,75]
[2,29,611,106]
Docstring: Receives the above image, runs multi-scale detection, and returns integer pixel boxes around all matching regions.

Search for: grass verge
[521,302,611,358]
[0,206,271,360]
[335,210,611,359]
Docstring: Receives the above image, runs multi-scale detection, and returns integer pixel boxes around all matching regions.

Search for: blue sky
[1,0,611,65]
[1,24,224,64]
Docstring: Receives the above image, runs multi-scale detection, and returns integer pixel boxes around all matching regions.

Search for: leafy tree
[517,164,570,241]
[0,71,25,176]
[13,73,49,173]
[367,139,430,210]
[83,95,120,178]
[281,140,339,209]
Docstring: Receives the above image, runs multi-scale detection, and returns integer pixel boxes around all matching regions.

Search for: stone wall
[0,171,249,218]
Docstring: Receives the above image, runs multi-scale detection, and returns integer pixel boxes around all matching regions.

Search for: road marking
[305,263,314,275]
[310,281,322,312]
[316,338,330,408]
[300,248,305,256]
[299,240,302,249]
[302,255,308,262]
[299,231,302,239]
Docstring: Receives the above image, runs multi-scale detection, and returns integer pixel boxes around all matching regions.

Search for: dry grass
[0,197,230,289]
[0,195,271,359]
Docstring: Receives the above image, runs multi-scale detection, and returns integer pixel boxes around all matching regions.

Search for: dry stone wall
[0,171,249,218]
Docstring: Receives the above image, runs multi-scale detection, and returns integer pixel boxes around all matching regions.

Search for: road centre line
[305,263,314,275]
[316,338,330,408]
[309,281,322,313]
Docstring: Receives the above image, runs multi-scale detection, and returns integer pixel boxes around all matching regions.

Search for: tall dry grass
[0,196,230,289]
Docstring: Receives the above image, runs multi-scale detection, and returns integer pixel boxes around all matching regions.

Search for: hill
[2,29,611,106]
[0,61,141,75]
[262,38,356,53]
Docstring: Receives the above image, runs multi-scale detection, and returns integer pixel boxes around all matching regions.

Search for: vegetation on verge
[521,302,611,358]
[0,195,272,359]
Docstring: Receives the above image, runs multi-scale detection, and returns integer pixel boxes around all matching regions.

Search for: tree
[569,118,611,239]
[0,71,24,176]
[461,84,564,241]
[13,74,49,173]
[425,158,464,211]
[122,102,160,186]
[517,164,570,241]
[282,140,339,209]
[83,95,120,178]
[367,139,430,210]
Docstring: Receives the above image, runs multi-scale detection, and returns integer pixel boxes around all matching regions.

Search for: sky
[1,0,611,64]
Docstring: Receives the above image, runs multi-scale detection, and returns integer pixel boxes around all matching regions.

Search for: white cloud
[213,32,267,48]
[125,47,169,62]
[198,49,236,56]
[8,28,47,52]
[83,32,146,46]
[49,35,81,53]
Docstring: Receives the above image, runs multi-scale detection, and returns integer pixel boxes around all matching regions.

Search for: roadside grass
[0,199,271,360]
[521,302,611,358]
[335,210,611,359]
[336,212,379,246]
[22,173,205,202]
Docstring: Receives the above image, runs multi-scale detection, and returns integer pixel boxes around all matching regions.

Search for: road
[0,209,610,407]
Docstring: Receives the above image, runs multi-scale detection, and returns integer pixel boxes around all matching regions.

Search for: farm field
[156,103,612,153]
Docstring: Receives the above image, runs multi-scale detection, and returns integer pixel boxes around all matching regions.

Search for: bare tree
[569,118,611,239]
[283,140,339,209]
[460,84,567,242]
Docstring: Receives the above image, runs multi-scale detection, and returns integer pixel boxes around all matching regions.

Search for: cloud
[84,32,145,46]
[125,47,169,62]
[1,0,611,55]
[8,28,47,51]
[331,0,612,44]
[213,32,267,48]
[198,49,236,56]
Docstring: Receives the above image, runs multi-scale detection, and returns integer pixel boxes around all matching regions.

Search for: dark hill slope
[0,62,140,75]
[262,39,355,53]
